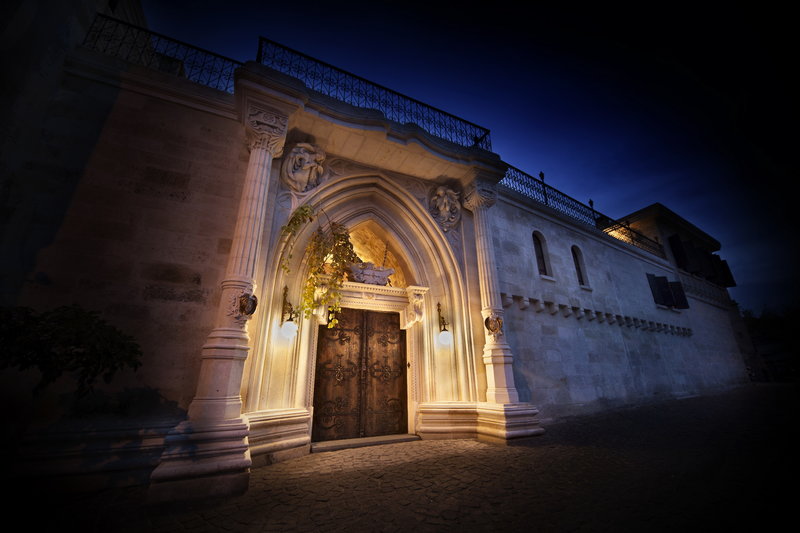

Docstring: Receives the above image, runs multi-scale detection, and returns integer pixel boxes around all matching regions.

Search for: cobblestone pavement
[23,383,798,532]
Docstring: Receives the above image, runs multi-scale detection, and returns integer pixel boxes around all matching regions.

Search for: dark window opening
[571,246,586,286]
[533,233,548,276]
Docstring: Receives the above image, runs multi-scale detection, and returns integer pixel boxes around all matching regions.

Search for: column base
[148,417,251,503]
[476,402,545,441]
[416,401,545,442]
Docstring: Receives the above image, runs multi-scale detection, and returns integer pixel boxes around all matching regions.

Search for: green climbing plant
[280,205,359,328]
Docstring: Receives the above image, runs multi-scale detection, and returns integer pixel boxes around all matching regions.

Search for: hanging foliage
[0,305,143,397]
[280,205,359,328]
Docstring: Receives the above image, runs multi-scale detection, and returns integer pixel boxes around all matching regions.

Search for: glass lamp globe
[280,319,298,340]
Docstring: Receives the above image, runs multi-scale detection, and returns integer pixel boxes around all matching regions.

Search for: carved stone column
[149,105,289,502]
[464,179,519,404]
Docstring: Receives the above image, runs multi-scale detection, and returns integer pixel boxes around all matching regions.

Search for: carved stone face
[281,143,325,192]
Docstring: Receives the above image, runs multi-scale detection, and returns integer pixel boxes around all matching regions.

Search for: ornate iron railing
[256,37,492,151]
[81,16,662,259]
[82,14,243,93]
[500,165,665,257]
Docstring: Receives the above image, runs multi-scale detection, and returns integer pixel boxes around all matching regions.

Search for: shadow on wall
[11,385,187,494]
[0,2,125,306]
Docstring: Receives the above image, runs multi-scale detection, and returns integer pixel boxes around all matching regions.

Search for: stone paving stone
[17,383,799,532]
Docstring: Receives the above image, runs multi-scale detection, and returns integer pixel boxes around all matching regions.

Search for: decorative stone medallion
[484,315,504,338]
[281,143,326,192]
[428,185,461,232]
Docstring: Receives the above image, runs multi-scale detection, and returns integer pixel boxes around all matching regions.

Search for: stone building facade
[2,2,749,501]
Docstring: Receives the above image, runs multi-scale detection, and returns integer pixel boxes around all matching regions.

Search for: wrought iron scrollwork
[83,14,242,93]
[256,37,492,151]
[367,327,401,347]
[316,397,352,430]
[370,356,403,383]
[320,354,358,384]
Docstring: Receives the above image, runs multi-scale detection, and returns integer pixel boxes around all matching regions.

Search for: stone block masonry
[493,194,748,418]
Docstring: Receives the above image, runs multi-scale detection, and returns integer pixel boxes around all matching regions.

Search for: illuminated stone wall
[492,192,748,418]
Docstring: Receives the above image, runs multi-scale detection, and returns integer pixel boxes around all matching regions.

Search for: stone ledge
[310,434,420,453]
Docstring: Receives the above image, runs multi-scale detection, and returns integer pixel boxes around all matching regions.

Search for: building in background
[1,0,752,501]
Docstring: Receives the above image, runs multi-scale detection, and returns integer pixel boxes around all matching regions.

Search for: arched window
[532,231,550,276]
[571,245,588,286]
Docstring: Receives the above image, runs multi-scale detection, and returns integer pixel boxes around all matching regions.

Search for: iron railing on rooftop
[500,165,665,257]
[81,16,663,258]
[82,14,243,93]
[256,37,492,151]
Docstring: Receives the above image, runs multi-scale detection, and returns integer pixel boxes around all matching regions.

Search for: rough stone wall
[8,52,248,420]
[492,194,748,418]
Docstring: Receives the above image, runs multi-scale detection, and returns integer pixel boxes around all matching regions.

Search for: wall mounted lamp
[437,302,452,345]
[280,286,298,340]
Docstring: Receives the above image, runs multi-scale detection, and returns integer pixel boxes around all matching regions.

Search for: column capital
[244,105,289,156]
[463,179,497,211]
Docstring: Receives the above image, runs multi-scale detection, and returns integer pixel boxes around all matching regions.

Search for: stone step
[310,434,421,453]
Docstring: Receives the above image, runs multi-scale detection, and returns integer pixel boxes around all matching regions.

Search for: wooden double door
[312,308,407,442]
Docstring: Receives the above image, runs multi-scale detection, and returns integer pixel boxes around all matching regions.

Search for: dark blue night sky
[139,1,795,314]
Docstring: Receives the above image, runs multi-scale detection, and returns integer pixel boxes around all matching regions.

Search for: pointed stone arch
[242,172,483,458]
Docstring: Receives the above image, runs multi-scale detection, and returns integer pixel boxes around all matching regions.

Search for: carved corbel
[402,286,429,329]
[501,293,514,308]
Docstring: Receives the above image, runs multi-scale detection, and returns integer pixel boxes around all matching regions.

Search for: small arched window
[571,245,588,286]
[532,231,550,276]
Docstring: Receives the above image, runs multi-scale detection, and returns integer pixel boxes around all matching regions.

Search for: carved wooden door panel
[312,308,407,442]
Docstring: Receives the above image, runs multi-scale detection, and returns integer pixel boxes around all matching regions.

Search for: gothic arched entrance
[242,171,478,457]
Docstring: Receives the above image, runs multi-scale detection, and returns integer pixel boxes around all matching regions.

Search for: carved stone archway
[243,172,476,458]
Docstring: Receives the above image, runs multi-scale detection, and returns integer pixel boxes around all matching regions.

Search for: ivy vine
[280,205,359,328]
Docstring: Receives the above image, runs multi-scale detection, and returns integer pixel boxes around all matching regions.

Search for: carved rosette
[428,185,461,232]
[246,106,289,156]
[281,143,326,192]
[463,179,497,212]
